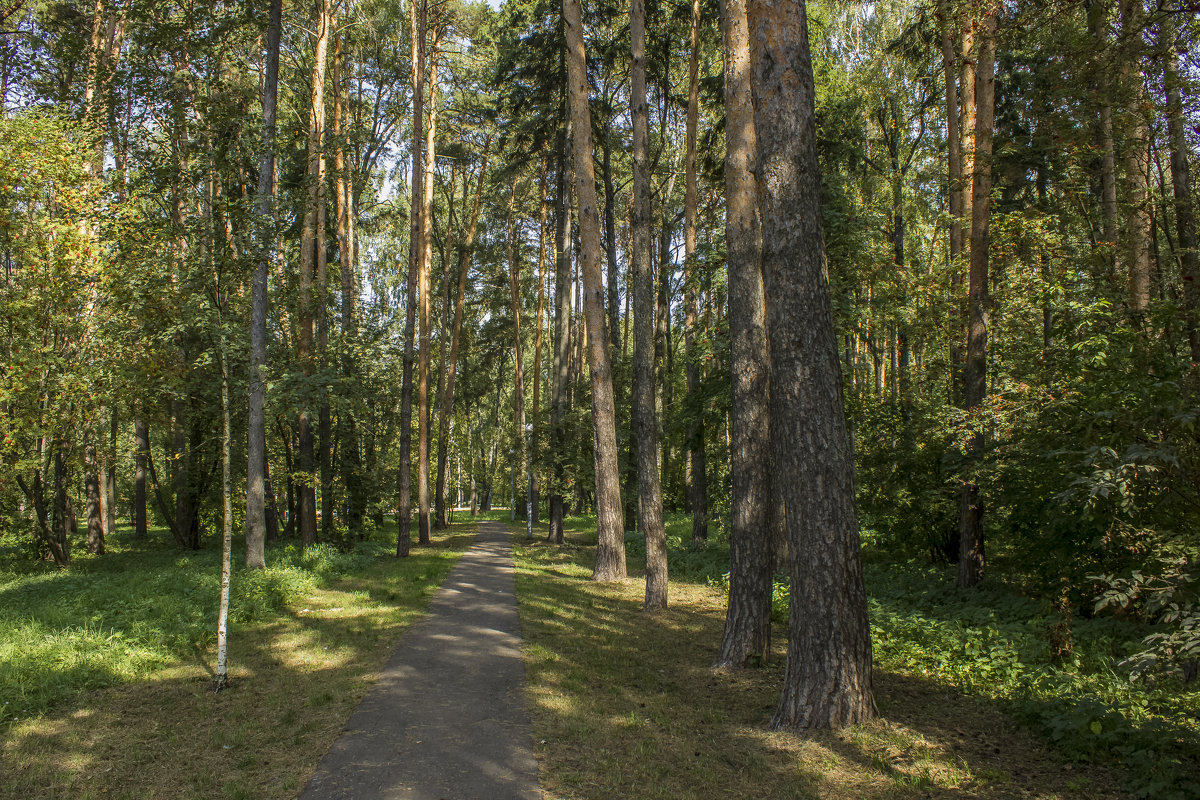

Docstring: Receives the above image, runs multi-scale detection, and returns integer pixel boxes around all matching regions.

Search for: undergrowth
[0,529,399,722]
[625,515,1200,799]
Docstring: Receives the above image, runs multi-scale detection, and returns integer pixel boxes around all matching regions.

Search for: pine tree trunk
[507,181,530,529]
[397,0,426,557]
[748,0,875,729]
[246,0,281,569]
[564,0,626,580]
[333,33,363,537]
[631,0,667,609]
[297,0,332,549]
[1088,0,1119,270]
[959,6,998,590]
[530,176,548,526]
[714,0,772,669]
[417,40,440,545]
[940,0,964,411]
[549,131,573,545]
[684,0,708,546]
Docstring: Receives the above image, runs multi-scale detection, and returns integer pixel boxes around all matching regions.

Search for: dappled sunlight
[512,518,1128,800]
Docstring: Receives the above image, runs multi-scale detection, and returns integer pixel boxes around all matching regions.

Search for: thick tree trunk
[564,0,626,580]
[549,133,573,545]
[397,0,426,557]
[436,139,491,529]
[246,0,282,569]
[959,6,998,590]
[1163,16,1200,362]
[714,0,772,670]
[297,0,331,549]
[601,129,621,356]
[418,42,440,545]
[748,0,875,729]
[684,0,708,546]
[631,0,667,609]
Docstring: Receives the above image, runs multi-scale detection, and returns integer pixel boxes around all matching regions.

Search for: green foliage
[0,529,401,721]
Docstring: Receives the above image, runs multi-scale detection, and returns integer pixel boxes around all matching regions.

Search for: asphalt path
[299,521,540,800]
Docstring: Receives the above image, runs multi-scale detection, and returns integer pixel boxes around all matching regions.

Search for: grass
[511,513,1137,799]
[0,518,475,800]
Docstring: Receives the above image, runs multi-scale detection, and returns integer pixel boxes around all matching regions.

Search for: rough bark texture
[940,0,964,410]
[1163,16,1200,362]
[959,6,997,590]
[297,0,331,549]
[246,0,282,566]
[418,46,439,545]
[684,0,708,547]
[631,0,666,609]
[397,0,426,557]
[747,0,875,729]
[214,346,233,690]
[564,0,625,580]
[714,0,772,669]
[549,137,572,546]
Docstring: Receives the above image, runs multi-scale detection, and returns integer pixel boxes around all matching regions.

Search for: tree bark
[549,128,573,545]
[297,0,332,549]
[417,37,440,545]
[397,0,426,557]
[1088,0,1119,270]
[85,431,105,555]
[333,32,363,537]
[246,0,282,568]
[959,5,998,590]
[941,0,964,410]
[214,342,233,691]
[684,0,708,546]
[1119,0,1152,314]
[631,0,667,609]
[564,0,626,580]
[748,0,875,729]
[714,0,772,669]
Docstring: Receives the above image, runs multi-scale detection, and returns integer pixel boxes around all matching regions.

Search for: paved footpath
[300,521,540,800]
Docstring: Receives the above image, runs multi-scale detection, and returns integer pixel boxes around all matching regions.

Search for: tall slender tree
[714,0,772,669]
[246,0,282,568]
[563,0,625,580]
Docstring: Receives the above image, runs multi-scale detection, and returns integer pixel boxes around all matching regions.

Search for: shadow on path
[300,522,539,800]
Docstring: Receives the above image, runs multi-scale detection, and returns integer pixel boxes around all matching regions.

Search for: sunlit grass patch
[0,521,475,800]
[511,513,1126,799]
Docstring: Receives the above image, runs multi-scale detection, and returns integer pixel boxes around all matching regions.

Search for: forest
[2,0,1199,797]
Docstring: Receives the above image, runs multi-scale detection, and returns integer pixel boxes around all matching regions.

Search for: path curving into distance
[300,521,540,800]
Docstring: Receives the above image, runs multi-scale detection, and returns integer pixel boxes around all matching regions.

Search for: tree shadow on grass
[511,526,1131,800]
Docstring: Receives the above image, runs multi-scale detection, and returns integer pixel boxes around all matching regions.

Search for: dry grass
[0,525,475,800]
[511,523,1126,800]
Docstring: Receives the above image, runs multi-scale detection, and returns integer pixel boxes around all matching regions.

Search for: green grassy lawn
[510,513,1196,799]
[0,519,475,800]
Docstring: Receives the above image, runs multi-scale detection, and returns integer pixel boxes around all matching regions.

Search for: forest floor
[0,519,475,800]
[508,514,1170,800]
[3,512,1196,799]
